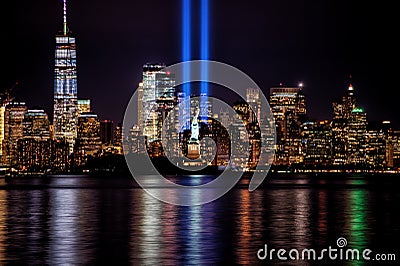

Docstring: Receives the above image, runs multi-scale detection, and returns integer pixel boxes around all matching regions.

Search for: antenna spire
[63,0,67,35]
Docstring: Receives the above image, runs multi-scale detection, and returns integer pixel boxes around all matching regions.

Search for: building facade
[2,102,27,166]
[140,63,176,146]
[53,1,78,153]
[269,86,306,165]
[75,113,102,166]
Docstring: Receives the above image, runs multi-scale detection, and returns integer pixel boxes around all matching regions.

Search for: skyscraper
[347,107,367,166]
[301,120,332,166]
[269,86,306,165]
[246,88,261,124]
[2,102,27,166]
[366,121,392,169]
[75,112,102,165]
[53,0,78,153]
[100,120,114,145]
[331,82,366,166]
[140,63,175,145]
[0,105,5,158]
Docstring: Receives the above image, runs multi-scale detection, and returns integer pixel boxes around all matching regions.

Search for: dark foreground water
[0,174,399,265]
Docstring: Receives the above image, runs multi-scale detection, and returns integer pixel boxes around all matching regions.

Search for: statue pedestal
[183,142,204,167]
[187,142,200,160]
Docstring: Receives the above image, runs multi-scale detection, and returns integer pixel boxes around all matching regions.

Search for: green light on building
[352,107,364,113]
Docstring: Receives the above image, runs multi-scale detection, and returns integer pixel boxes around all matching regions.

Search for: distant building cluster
[269,83,399,171]
[125,65,400,172]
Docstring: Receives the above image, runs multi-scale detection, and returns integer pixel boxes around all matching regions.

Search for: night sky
[3,0,398,127]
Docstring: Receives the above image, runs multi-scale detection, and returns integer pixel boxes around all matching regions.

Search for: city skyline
[4,0,398,127]
[1,0,399,172]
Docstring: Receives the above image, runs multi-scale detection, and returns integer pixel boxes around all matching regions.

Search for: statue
[186,108,201,160]
[190,108,200,143]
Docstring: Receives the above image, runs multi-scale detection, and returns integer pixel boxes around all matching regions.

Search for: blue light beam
[200,0,209,117]
[182,0,191,129]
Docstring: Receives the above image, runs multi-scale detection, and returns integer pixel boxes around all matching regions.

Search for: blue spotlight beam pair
[182,0,209,121]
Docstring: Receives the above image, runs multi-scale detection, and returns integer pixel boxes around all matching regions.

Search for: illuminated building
[17,109,51,171]
[210,115,230,166]
[2,102,27,166]
[246,88,261,123]
[52,139,70,171]
[176,92,189,132]
[331,83,358,166]
[232,101,263,168]
[137,82,143,130]
[100,119,120,155]
[114,123,123,153]
[347,107,367,166]
[53,0,78,153]
[100,120,114,145]
[247,123,261,168]
[229,116,249,170]
[0,105,5,157]
[301,121,332,166]
[17,139,52,172]
[140,63,176,145]
[128,125,146,154]
[75,112,102,165]
[78,99,91,115]
[22,109,50,140]
[269,86,306,165]
[233,102,252,125]
[391,131,400,169]
[141,63,165,138]
[366,121,393,169]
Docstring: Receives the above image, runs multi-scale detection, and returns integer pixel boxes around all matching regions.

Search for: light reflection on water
[0,175,399,265]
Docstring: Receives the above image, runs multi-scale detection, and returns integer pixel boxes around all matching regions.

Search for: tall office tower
[232,101,262,168]
[78,99,91,115]
[100,120,114,145]
[0,105,5,157]
[331,82,365,166]
[2,102,27,166]
[391,131,400,169]
[175,92,185,133]
[246,88,261,124]
[114,123,123,152]
[75,113,102,165]
[301,120,332,166]
[198,94,212,121]
[269,86,306,165]
[347,108,367,166]
[331,100,348,165]
[366,121,393,169]
[17,109,51,171]
[53,0,78,153]
[22,109,50,140]
[342,83,356,119]
[137,82,143,130]
[140,63,176,145]
[229,118,249,170]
